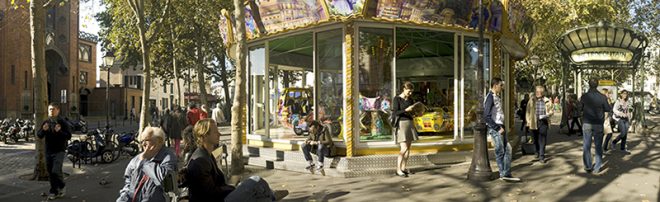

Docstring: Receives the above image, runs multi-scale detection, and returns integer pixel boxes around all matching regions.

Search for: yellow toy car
[413,107,454,133]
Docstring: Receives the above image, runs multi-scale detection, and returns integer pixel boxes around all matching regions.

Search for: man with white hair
[211,103,226,125]
[117,127,178,202]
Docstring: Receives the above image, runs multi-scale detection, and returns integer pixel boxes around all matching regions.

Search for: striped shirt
[536,98,546,119]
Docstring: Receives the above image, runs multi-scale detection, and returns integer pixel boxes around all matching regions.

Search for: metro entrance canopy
[557,21,648,70]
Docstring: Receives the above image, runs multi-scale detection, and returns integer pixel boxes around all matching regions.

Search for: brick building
[0,0,96,118]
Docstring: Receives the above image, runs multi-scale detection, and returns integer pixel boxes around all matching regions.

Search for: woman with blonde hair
[186,119,279,201]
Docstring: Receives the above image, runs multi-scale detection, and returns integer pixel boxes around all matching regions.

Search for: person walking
[187,103,203,126]
[168,106,186,157]
[579,79,611,174]
[603,90,615,152]
[117,127,178,202]
[392,81,419,177]
[211,103,226,125]
[519,94,529,134]
[37,103,72,200]
[567,94,583,136]
[610,90,632,154]
[485,78,520,182]
[526,85,554,163]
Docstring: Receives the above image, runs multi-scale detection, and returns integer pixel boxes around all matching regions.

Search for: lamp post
[467,0,493,181]
[101,51,115,130]
[530,55,540,84]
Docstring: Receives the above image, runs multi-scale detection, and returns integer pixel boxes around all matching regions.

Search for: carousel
[220,0,532,176]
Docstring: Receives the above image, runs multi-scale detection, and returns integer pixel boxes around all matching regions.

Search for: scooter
[115,131,140,157]
[67,129,117,164]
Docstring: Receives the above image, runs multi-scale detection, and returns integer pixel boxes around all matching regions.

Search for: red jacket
[187,108,203,126]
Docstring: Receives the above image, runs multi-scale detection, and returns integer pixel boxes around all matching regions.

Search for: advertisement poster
[374,0,474,26]
[324,0,365,16]
[255,0,328,33]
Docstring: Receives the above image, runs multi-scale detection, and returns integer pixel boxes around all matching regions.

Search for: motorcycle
[115,131,140,157]
[17,119,33,142]
[0,119,11,143]
[67,128,117,164]
[66,117,88,134]
[4,119,21,144]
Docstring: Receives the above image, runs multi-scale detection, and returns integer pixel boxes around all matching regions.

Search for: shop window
[395,28,455,141]
[463,37,490,138]
[249,45,267,136]
[316,29,344,141]
[358,27,394,142]
[268,33,314,139]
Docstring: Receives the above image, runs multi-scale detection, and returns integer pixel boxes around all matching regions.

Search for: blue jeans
[301,143,328,164]
[582,123,604,172]
[614,119,630,150]
[488,127,512,177]
[46,152,65,194]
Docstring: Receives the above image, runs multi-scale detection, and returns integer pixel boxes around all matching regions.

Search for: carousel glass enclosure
[246,23,493,148]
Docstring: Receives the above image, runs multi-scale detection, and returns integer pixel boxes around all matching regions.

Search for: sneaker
[305,164,315,174]
[539,159,547,164]
[585,168,593,173]
[316,166,325,176]
[57,187,65,197]
[500,176,521,182]
[47,193,58,200]
[621,149,631,155]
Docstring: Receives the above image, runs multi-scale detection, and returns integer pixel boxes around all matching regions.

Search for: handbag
[389,114,400,128]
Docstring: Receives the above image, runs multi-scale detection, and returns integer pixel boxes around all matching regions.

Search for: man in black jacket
[580,79,611,174]
[37,103,72,200]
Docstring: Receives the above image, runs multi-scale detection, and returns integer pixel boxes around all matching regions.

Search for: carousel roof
[219,0,533,56]
[557,21,648,69]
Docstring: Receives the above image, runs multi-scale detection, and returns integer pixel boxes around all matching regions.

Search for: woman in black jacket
[392,81,418,177]
[186,119,279,202]
[187,119,234,201]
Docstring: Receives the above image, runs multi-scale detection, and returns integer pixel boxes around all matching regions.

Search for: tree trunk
[231,0,247,175]
[30,0,49,181]
[171,24,182,107]
[196,27,208,108]
[219,50,232,121]
[135,4,152,133]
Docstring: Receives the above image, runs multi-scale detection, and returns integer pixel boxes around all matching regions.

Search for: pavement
[0,116,658,202]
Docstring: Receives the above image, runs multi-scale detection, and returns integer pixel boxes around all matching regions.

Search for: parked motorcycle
[0,119,11,143]
[66,117,88,134]
[17,119,33,142]
[67,128,117,164]
[115,131,140,157]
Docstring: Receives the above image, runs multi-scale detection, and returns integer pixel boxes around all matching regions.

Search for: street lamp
[101,51,115,130]
[467,0,493,181]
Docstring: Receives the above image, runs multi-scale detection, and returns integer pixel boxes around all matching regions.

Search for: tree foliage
[516,0,632,88]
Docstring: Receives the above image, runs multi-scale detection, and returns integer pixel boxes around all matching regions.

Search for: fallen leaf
[532,196,536,200]
[508,193,514,197]
[471,194,477,197]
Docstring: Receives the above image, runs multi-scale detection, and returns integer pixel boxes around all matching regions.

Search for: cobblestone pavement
[0,116,657,201]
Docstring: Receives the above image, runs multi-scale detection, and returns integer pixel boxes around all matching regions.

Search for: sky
[79,0,104,87]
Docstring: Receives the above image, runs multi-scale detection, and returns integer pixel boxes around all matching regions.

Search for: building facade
[0,0,94,118]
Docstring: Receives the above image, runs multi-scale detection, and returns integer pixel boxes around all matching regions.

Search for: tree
[11,0,65,181]
[230,0,247,175]
[28,0,49,181]
[98,0,171,132]
[517,0,632,89]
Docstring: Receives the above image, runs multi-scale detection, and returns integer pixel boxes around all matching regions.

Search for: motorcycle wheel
[81,126,88,134]
[101,150,114,163]
[128,144,140,156]
[294,128,303,136]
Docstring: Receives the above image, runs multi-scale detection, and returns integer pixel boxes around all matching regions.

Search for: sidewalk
[0,120,657,201]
